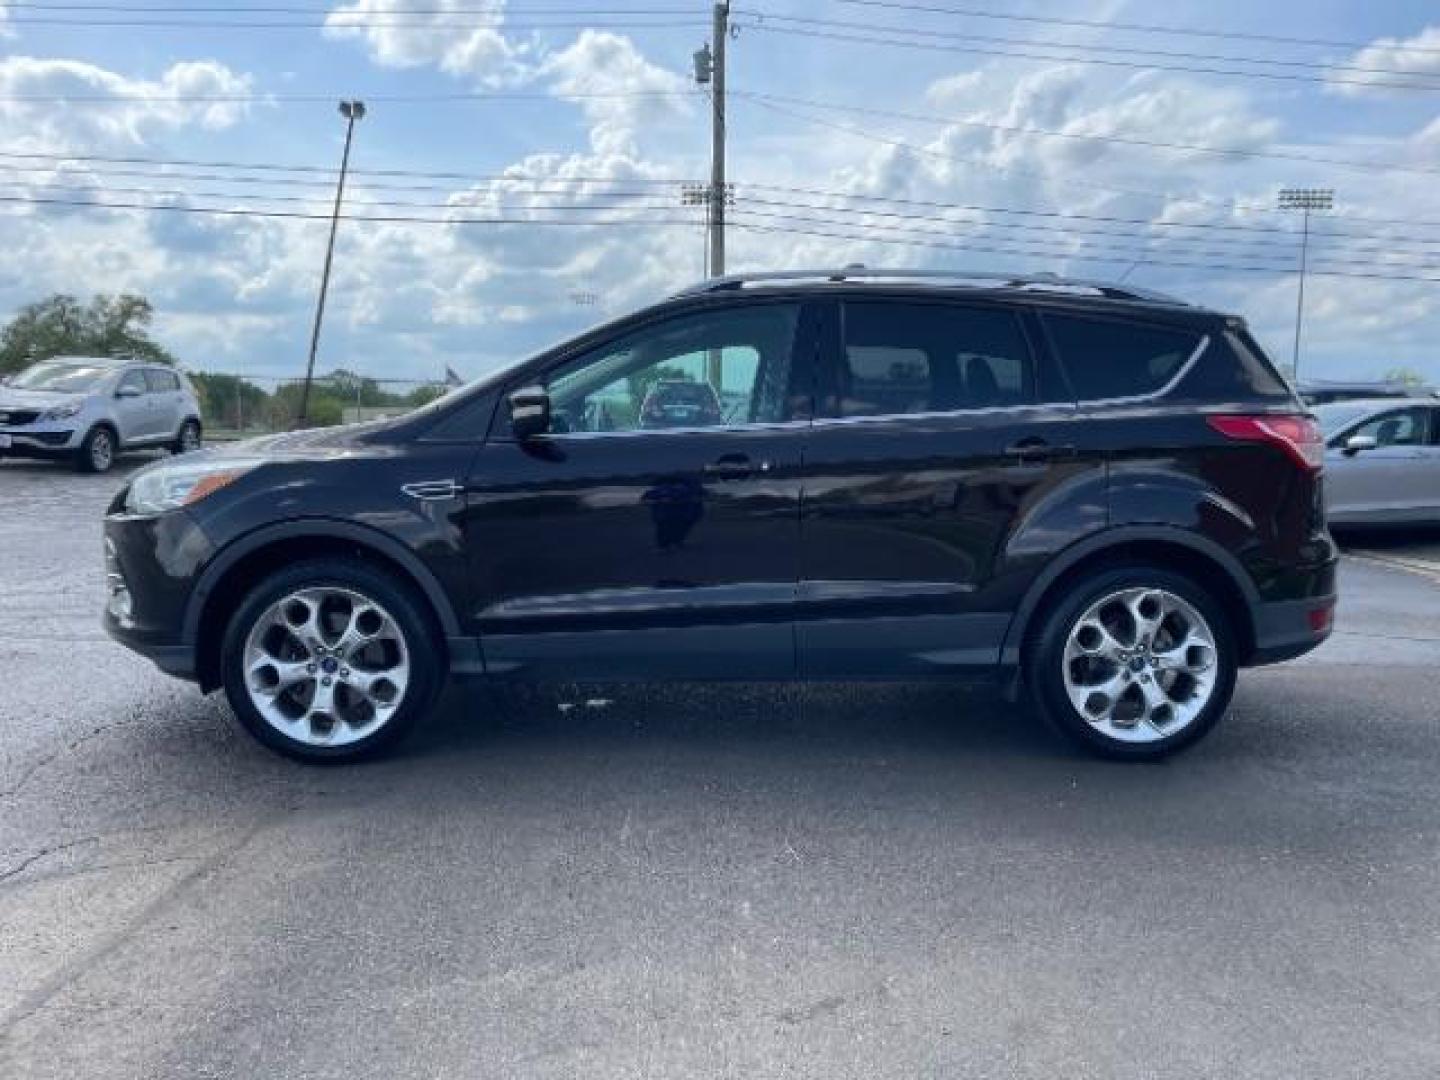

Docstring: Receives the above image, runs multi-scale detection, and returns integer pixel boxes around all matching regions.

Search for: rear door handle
[703,454,770,480]
[1004,439,1077,462]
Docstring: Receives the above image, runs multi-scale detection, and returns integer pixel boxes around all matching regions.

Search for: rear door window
[1043,313,1202,402]
[144,369,181,392]
[830,302,1036,418]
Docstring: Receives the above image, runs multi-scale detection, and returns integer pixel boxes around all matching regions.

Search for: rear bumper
[1248,593,1336,665]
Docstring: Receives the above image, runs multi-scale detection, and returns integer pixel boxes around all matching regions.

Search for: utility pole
[298,99,365,427]
[709,1,728,280]
[691,5,731,391]
[1277,187,1333,384]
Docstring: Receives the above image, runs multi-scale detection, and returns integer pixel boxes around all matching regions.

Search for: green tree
[405,384,447,408]
[1383,366,1428,388]
[0,293,176,375]
[188,373,270,431]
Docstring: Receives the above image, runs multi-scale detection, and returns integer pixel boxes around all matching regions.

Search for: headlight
[125,457,266,516]
[42,402,83,421]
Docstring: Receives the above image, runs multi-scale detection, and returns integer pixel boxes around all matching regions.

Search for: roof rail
[672,265,1188,306]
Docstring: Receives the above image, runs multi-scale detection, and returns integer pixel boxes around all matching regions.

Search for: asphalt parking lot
[2,456,1439,1079]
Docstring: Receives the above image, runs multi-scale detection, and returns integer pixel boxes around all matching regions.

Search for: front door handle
[1004,438,1077,462]
[703,453,769,480]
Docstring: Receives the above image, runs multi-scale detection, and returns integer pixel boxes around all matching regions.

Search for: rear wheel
[220,559,443,762]
[1028,566,1236,760]
[76,426,116,473]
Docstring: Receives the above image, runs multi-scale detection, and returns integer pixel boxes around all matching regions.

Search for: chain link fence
[187,372,452,438]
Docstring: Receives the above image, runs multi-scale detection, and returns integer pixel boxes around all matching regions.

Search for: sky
[2,0,1439,388]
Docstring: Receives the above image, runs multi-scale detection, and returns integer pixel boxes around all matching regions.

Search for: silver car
[0,355,203,473]
[1316,398,1440,525]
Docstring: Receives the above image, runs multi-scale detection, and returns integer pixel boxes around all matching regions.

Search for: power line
[0,191,703,227]
[739,94,1440,233]
[735,195,1440,261]
[0,163,683,201]
[0,89,696,104]
[11,144,1440,236]
[0,178,687,215]
[819,0,1440,59]
[733,205,1440,271]
[740,181,1440,244]
[734,90,1440,179]
[738,93,1288,216]
[0,148,688,188]
[5,14,704,29]
[7,189,1440,283]
[7,2,696,10]
[12,165,1440,258]
[738,22,1440,93]
[735,12,1440,82]
[727,219,1440,285]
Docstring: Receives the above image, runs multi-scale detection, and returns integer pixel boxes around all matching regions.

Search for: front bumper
[102,507,215,682]
[0,427,78,456]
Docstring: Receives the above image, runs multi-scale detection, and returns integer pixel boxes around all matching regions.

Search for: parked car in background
[1299,379,1434,406]
[0,356,202,472]
[1316,398,1440,526]
[102,267,1336,764]
[640,378,725,429]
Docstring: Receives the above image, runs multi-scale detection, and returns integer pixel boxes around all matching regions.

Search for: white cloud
[323,0,523,83]
[539,30,694,156]
[1331,25,1440,96]
[0,57,253,146]
[5,25,1440,388]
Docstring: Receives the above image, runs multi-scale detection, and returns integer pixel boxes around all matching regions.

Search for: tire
[76,425,117,473]
[1027,565,1237,761]
[172,419,202,455]
[220,558,444,763]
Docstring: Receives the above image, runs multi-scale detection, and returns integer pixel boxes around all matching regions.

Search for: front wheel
[1028,566,1237,760]
[76,426,116,473]
[172,419,202,454]
[220,559,443,762]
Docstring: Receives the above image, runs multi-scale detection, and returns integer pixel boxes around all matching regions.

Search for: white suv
[0,356,203,473]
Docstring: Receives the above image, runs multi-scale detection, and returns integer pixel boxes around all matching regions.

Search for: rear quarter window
[1181,329,1296,403]
[1043,313,1201,401]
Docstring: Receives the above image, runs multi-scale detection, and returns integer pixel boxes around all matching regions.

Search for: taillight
[1206,413,1324,472]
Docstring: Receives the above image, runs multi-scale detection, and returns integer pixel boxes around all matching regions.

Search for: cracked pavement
[2,457,1440,1079]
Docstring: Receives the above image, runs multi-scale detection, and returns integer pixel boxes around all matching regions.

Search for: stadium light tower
[299,99,366,427]
[1277,187,1333,381]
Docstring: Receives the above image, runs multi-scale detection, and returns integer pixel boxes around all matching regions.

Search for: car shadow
[1333,523,1440,549]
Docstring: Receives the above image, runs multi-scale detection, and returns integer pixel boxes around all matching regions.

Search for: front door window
[545,304,801,434]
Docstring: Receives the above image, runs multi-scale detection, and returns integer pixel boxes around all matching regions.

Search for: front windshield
[1312,402,1373,435]
[7,360,112,394]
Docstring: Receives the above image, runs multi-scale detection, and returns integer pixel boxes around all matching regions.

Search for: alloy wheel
[242,586,411,747]
[179,423,201,453]
[90,430,114,471]
[1061,586,1219,744]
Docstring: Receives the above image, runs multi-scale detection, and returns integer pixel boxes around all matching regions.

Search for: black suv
[103,268,1337,762]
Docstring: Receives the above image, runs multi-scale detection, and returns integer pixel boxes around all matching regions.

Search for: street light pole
[298,99,365,428]
[1277,187,1333,383]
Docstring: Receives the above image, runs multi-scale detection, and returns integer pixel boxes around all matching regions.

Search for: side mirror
[1343,434,1378,455]
[508,385,551,441]
[115,384,142,399]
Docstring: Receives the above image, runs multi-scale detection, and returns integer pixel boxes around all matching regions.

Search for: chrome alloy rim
[1061,587,1219,744]
[180,424,201,452]
[242,586,410,747]
[91,430,113,470]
